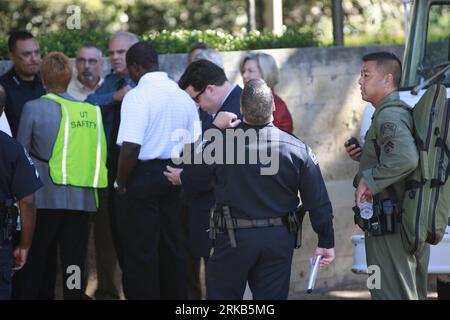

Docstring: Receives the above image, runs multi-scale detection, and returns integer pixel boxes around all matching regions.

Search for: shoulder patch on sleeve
[380,122,397,143]
[307,146,319,165]
[383,140,395,154]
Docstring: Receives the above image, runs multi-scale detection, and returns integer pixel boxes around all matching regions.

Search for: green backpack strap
[431,97,450,187]
[377,100,412,115]
[371,100,412,200]
[411,84,448,182]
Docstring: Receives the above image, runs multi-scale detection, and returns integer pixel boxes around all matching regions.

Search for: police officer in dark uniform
[205,79,335,300]
[0,31,45,137]
[0,84,42,300]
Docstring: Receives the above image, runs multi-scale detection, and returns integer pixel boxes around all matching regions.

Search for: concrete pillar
[263,0,283,35]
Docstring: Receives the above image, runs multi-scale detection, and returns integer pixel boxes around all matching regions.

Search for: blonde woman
[240,52,293,132]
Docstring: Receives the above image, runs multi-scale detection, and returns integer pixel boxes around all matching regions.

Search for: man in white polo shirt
[114,42,200,299]
[0,114,11,136]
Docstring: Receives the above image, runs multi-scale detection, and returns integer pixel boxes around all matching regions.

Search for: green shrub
[344,33,405,47]
[143,27,320,53]
[0,28,320,59]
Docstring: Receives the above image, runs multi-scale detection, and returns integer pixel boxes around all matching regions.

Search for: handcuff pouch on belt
[353,197,401,236]
[287,205,306,249]
[0,199,19,244]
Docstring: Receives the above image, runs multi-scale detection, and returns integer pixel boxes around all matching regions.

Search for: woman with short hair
[240,52,294,133]
[13,52,101,300]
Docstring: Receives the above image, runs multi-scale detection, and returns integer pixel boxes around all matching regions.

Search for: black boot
[437,278,450,300]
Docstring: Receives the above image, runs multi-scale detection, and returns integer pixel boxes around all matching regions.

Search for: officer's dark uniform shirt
[213,122,334,249]
[181,85,243,195]
[0,131,42,202]
[0,68,46,137]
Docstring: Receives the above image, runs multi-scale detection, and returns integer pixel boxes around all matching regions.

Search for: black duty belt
[209,205,305,248]
[216,216,285,229]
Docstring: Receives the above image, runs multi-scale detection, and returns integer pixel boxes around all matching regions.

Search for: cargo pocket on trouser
[0,245,13,300]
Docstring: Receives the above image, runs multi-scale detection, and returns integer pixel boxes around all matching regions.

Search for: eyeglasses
[76,58,99,66]
[192,87,206,103]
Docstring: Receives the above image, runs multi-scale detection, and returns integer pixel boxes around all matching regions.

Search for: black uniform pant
[180,193,213,299]
[206,226,295,300]
[116,160,187,300]
[12,210,90,300]
[180,201,202,300]
[0,242,12,300]
[437,278,450,300]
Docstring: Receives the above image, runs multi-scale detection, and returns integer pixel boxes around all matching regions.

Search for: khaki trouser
[365,228,430,300]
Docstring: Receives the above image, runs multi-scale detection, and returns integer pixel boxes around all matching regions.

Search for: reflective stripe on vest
[93,106,103,188]
[62,104,69,184]
[42,93,107,189]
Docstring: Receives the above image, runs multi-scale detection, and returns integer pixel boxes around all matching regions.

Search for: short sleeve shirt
[0,113,12,136]
[0,131,42,202]
[117,72,200,160]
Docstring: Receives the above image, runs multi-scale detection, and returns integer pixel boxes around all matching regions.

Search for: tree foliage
[0,0,406,46]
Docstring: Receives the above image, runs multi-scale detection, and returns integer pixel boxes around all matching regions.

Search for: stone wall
[0,44,405,297]
[214,45,405,296]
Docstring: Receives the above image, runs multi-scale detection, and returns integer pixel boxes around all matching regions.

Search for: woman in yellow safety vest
[13,52,107,300]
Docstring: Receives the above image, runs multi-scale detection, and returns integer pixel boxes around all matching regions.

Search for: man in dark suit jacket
[164,60,242,299]
[179,60,242,128]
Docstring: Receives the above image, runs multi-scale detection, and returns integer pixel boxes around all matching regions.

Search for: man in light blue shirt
[84,31,138,300]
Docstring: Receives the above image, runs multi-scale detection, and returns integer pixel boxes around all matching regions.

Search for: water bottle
[360,196,373,220]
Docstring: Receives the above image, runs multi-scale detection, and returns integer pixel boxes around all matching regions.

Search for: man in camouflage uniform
[354,52,430,300]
